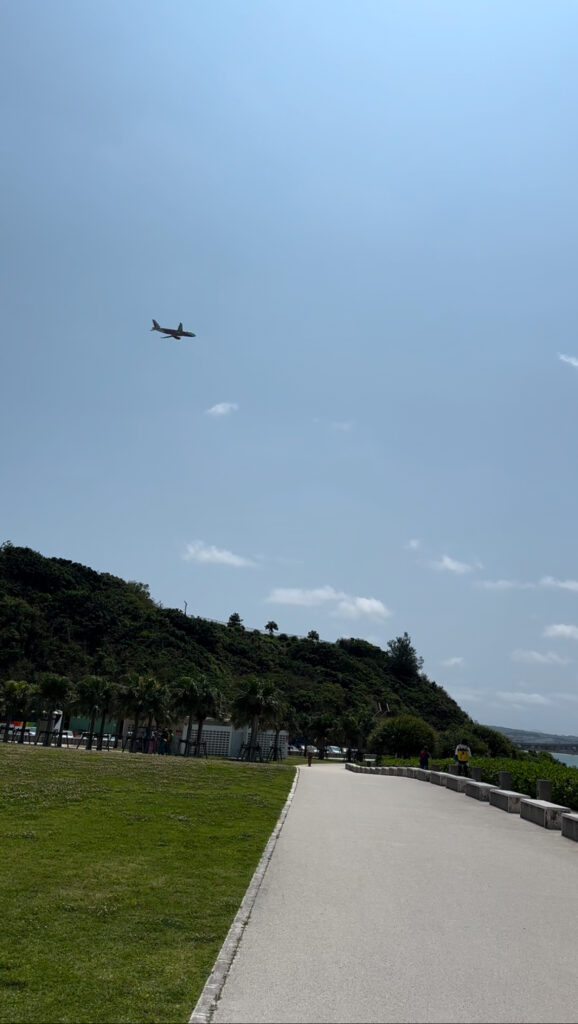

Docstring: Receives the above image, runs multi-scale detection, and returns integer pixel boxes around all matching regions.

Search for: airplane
[151,319,196,340]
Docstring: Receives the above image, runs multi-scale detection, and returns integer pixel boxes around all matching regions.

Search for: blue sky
[3,0,578,733]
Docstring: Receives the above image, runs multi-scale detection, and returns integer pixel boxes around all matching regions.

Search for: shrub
[368,713,438,758]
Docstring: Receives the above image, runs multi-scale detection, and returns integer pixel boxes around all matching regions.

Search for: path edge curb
[189,766,301,1024]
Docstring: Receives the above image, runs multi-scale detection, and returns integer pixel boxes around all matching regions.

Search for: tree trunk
[144,712,154,753]
[3,710,13,743]
[86,707,97,751]
[249,716,260,761]
[114,718,124,750]
[184,714,194,756]
[96,707,107,751]
[130,712,140,753]
[43,708,53,746]
[18,717,28,744]
[195,716,205,756]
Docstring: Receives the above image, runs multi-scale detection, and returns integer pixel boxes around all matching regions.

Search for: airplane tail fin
[178,322,183,332]
[152,319,160,329]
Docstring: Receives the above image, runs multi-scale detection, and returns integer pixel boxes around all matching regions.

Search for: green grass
[0,746,295,1024]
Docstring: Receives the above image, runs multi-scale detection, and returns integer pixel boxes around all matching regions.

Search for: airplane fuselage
[151,319,196,339]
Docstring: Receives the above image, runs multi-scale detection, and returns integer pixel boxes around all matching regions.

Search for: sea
[551,752,578,769]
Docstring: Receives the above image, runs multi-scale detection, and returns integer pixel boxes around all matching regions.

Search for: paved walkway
[206,765,577,1023]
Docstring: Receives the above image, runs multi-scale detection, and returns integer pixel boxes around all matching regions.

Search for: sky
[2,0,578,734]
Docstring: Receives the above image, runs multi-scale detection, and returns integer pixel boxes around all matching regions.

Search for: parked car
[288,745,302,755]
[325,745,343,757]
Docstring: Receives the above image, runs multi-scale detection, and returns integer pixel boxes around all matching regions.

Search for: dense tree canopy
[0,544,515,755]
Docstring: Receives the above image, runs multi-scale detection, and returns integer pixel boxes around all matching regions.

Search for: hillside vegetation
[0,543,512,754]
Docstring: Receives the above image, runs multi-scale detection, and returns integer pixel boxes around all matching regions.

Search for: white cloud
[477,579,535,590]
[497,691,552,706]
[441,656,464,667]
[559,353,578,369]
[544,624,578,641]
[405,539,421,551]
[206,402,239,417]
[430,554,473,574]
[540,576,578,592]
[267,585,343,607]
[266,585,391,620]
[511,649,571,665]
[183,540,255,567]
[333,596,391,621]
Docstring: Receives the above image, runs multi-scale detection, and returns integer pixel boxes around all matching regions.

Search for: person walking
[455,739,472,776]
[306,744,315,767]
[419,745,430,769]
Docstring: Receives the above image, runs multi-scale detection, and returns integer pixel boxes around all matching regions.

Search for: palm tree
[174,676,223,756]
[15,682,38,744]
[94,679,118,751]
[1,680,24,742]
[231,678,280,762]
[1,680,37,743]
[265,621,279,637]
[311,710,335,760]
[263,699,289,760]
[119,674,165,752]
[76,676,109,751]
[37,673,71,746]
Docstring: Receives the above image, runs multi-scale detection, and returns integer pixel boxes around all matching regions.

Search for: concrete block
[464,780,498,801]
[520,798,571,830]
[536,779,552,802]
[396,767,409,777]
[406,767,420,779]
[489,789,529,814]
[561,813,578,842]
[470,766,482,781]
[429,771,448,786]
[416,769,431,782]
[445,775,468,793]
[498,771,512,790]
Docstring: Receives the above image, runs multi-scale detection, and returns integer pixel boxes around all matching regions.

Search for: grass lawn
[0,745,295,1024]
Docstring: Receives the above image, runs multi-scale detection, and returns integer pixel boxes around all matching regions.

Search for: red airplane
[151,319,196,340]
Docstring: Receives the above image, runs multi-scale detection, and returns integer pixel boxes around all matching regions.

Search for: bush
[368,714,438,758]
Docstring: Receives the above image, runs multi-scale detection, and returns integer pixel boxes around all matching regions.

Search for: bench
[464,780,498,801]
[445,775,468,793]
[520,798,571,830]
[363,757,376,767]
[561,813,578,842]
[429,771,448,786]
[489,789,529,814]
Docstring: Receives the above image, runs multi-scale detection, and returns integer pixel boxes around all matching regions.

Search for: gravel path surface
[208,765,578,1023]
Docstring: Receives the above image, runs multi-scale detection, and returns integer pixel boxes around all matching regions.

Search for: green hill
[0,542,509,751]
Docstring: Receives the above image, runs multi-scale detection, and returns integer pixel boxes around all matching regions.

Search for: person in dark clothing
[419,746,430,769]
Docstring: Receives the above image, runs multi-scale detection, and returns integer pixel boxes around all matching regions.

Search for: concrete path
[208,765,578,1024]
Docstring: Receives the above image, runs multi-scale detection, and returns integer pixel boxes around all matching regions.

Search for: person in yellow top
[455,740,472,777]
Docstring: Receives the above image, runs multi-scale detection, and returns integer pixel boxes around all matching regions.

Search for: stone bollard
[536,778,552,802]
[498,771,512,790]
[470,766,482,781]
